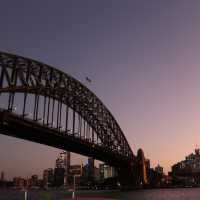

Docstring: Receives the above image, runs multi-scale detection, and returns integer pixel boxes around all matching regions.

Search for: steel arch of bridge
[0,52,134,166]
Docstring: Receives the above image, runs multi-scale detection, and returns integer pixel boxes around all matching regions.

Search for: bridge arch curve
[0,52,134,167]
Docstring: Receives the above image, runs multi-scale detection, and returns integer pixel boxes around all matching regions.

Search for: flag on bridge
[86,77,92,83]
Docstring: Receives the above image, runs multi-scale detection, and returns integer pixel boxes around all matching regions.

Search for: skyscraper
[155,164,164,175]
[0,171,4,181]
[88,157,94,182]
[55,151,71,186]
[99,164,116,180]
[64,151,71,186]
[31,175,38,186]
[43,168,54,186]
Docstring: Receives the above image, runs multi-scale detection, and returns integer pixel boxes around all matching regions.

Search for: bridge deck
[0,110,130,167]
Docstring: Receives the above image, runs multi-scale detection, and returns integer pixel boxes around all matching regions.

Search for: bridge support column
[118,164,137,190]
[118,149,149,190]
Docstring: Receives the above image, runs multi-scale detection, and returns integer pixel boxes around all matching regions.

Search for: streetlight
[72,175,80,199]
[24,190,27,200]
[12,106,17,112]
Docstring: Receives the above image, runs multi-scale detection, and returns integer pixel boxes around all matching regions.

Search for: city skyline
[0,150,108,181]
[1,0,200,178]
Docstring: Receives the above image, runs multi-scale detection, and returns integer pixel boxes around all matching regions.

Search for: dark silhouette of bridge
[0,52,147,189]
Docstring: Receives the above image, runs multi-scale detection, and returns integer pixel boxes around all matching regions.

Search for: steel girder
[0,51,134,161]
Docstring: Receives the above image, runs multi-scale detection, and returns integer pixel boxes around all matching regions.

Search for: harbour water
[1,188,200,200]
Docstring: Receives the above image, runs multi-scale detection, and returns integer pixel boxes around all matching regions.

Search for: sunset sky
[1,0,200,179]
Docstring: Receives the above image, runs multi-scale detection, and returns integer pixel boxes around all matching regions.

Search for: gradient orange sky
[1,0,200,179]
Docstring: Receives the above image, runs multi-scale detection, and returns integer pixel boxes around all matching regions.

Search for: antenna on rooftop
[195,144,200,155]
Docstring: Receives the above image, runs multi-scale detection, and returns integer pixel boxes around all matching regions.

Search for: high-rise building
[55,152,65,168]
[103,165,116,179]
[145,159,150,170]
[70,164,83,176]
[99,164,105,181]
[31,175,38,186]
[155,164,164,175]
[94,166,100,181]
[88,157,94,182]
[1,171,5,181]
[145,159,151,181]
[54,168,65,186]
[55,151,70,170]
[99,164,116,180]
[64,151,71,186]
[54,151,71,186]
[66,151,71,174]
[13,177,26,188]
[43,168,54,186]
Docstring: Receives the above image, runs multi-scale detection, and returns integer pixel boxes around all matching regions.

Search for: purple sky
[1,0,200,179]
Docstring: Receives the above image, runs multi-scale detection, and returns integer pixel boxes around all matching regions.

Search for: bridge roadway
[0,109,131,168]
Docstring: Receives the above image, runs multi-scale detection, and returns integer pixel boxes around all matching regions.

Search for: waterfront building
[98,163,116,180]
[145,159,150,170]
[81,157,95,183]
[25,177,32,187]
[99,164,104,181]
[55,151,71,186]
[69,164,83,186]
[136,148,148,185]
[94,166,100,181]
[148,168,163,187]
[54,167,65,186]
[31,175,38,186]
[55,152,65,168]
[103,165,116,179]
[155,164,164,175]
[54,152,66,186]
[13,177,26,188]
[54,151,71,186]
[1,171,5,181]
[43,168,54,186]
[172,148,200,185]
[37,179,44,188]
[64,151,71,186]
[87,157,94,182]
[145,159,151,182]
[70,164,83,176]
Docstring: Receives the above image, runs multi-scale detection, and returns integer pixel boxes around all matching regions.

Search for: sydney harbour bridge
[0,52,147,189]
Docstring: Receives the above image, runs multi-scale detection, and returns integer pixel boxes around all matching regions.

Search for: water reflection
[2,188,200,200]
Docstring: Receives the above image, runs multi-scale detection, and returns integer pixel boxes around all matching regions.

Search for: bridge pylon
[118,148,149,190]
[118,162,137,190]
